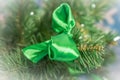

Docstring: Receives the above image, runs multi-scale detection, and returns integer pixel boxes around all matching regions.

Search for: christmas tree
[0,0,118,80]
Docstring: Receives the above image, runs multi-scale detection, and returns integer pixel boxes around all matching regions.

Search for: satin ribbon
[22,3,79,63]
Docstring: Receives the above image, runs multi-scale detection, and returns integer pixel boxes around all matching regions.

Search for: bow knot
[22,3,79,63]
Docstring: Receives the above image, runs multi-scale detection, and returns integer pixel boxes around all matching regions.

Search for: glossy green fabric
[52,3,75,34]
[22,3,79,63]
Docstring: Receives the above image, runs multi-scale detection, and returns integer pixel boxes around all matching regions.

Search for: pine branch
[1,0,118,80]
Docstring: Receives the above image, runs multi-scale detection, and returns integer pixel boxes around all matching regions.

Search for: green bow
[22,3,79,63]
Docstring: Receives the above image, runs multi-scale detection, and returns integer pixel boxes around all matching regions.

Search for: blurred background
[0,0,120,80]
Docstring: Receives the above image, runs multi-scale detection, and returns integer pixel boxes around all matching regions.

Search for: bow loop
[22,41,49,63]
[52,3,75,34]
[48,33,79,61]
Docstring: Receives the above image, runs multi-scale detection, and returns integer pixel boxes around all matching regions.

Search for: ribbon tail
[68,67,85,75]
[22,41,49,63]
